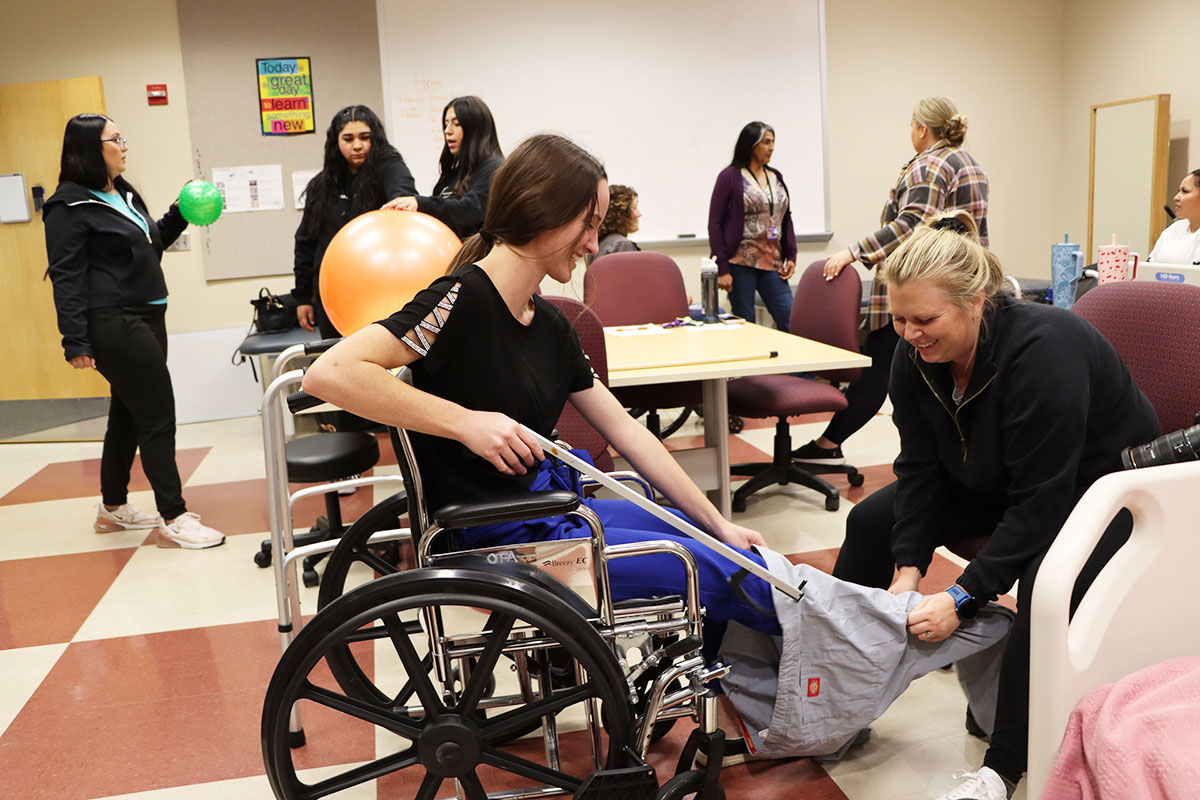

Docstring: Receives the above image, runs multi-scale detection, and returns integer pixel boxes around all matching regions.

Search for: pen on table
[628,351,780,370]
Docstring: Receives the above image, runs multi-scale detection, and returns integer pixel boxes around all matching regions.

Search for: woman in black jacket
[43,114,224,549]
[294,105,416,336]
[831,213,1159,800]
[382,95,502,239]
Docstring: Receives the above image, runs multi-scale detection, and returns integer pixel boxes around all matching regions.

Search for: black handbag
[250,288,297,334]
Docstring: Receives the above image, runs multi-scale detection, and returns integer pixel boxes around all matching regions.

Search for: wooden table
[604,320,870,517]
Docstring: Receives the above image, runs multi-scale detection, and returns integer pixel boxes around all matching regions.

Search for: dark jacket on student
[43,179,187,360]
[417,156,501,239]
[888,295,1159,602]
[293,152,416,308]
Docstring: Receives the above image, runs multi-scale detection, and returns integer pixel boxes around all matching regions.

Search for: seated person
[303,135,1014,764]
[585,183,641,265]
[1148,168,1200,265]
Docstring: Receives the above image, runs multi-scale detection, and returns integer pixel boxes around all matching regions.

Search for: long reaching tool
[524,428,804,602]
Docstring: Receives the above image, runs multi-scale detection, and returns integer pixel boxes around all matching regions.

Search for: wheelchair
[260,383,732,800]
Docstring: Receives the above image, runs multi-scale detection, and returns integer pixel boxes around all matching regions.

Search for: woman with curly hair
[383,95,503,240]
[586,184,642,265]
[294,105,416,337]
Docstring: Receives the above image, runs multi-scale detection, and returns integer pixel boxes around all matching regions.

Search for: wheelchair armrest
[304,337,343,355]
[433,490,581,529]
[286,387,323,413]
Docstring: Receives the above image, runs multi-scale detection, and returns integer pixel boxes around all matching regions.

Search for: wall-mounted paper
[291,169,319,209]
[0,173,31,223]
[211,164,285,213]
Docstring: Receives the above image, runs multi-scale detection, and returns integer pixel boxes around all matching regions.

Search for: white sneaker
[156,512,226,550]
[94,502,161,532]
[934,767,1009,800]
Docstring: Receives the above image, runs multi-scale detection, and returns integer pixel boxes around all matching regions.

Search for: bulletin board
[176,0,386,281]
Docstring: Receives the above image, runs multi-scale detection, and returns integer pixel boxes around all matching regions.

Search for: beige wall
[1057,0,1200,254]
[11,0,1191,334]
[0,0,294,337]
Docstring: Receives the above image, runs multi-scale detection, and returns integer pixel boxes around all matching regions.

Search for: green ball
[178,180,223,226]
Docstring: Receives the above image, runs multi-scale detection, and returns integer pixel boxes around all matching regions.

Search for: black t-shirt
[377,263,594,511]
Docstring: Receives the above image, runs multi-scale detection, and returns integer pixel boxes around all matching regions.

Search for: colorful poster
[257,57,315,135]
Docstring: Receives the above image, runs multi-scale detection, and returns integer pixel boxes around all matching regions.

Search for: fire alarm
[147,84,168,106]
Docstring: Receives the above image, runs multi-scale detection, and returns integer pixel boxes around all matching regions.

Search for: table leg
[702,378,731,518]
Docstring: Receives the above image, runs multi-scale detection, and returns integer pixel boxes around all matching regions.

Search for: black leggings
[89,304,187,520]
[833,481,1132,784]
[822,324,900,445]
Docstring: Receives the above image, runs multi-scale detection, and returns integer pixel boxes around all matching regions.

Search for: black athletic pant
[833,481,1132,784]
[821,324,900,445]
[89,303,187,520]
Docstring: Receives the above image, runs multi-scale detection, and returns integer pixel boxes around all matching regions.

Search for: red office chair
[1073,280,1200,433]
[726,261,864,512]
[583,251,703,438]
[543,295,614,472]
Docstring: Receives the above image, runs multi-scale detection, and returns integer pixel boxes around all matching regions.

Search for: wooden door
[0,76,110,400]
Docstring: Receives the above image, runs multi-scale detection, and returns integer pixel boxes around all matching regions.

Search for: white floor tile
[0,642,68,737]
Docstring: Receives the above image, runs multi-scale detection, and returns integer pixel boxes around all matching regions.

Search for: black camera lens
[1121,423,1200,469]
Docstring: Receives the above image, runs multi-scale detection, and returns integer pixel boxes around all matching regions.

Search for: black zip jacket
[292,153,416,305]
[43,180,187,360]
[888,295,1159,601]
[417,156,501,239]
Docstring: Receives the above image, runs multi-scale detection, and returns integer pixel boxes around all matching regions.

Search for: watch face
[956,598,980,620]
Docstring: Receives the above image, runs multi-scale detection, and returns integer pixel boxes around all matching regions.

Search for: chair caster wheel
[254,550,272,568]
[302,568,320,588]
[848,470,865,487]
[728,415,745,434]
[825,495,840,511]
[731,497,747,513]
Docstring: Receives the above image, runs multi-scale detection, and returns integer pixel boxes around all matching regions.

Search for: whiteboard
[376,0,830,244]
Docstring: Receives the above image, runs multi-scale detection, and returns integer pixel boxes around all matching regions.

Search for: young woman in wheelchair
[302,132,781,653]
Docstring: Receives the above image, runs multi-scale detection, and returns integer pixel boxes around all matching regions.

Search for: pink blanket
[1042,656,1200,799]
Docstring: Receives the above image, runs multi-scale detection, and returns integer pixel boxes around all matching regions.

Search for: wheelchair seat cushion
[285,431,380,483]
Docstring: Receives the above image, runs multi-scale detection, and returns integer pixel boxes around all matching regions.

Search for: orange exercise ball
[319,210,462,335]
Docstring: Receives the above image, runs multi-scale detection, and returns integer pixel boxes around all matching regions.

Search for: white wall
[1056,0,1200,252]
[11,0,1194,332]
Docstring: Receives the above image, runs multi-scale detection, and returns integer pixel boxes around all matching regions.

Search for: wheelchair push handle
[303,337,342,355]
[286,388,325,414]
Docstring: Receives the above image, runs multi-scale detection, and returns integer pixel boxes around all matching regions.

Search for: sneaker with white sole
[933,767,1010,800]
[94,502,161,532]
[156,512,226,550]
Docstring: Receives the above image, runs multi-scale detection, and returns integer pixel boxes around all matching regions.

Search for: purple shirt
[707,164,797,275]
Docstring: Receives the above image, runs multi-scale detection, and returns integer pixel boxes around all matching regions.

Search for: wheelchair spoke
[458,772,489,800]
[390,651,434,710]
[305,748,420,798]
[481,746,583,793]
[480,681,595,742]
[298,680,421,740]
[414,772,445,800]
[380,612,443,716]
[355,545,400,577]
[455,613,514,714]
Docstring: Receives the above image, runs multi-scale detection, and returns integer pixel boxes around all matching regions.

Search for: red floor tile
[0,549,135,650]
[0,448,210,506]
[0,619,374,799]
[178,471,380,537]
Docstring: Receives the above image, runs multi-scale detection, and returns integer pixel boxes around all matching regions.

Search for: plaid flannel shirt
[852,140,989,331]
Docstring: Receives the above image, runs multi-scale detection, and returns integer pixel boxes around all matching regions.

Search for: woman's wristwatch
[945,584,979,620]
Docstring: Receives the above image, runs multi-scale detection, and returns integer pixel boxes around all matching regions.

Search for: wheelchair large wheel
[262,567,633,799]
[316,491,409,611]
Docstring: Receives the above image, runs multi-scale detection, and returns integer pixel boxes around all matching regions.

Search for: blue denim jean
[728,262,793,330]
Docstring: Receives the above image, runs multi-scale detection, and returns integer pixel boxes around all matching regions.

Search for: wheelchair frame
[260,362,732,799]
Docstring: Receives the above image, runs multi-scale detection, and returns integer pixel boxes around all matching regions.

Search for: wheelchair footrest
[573,758,657,800]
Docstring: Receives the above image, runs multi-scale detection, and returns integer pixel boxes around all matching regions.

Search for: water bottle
[700,258,719,323]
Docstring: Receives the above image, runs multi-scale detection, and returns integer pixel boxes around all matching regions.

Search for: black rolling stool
[253,430,380,586]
